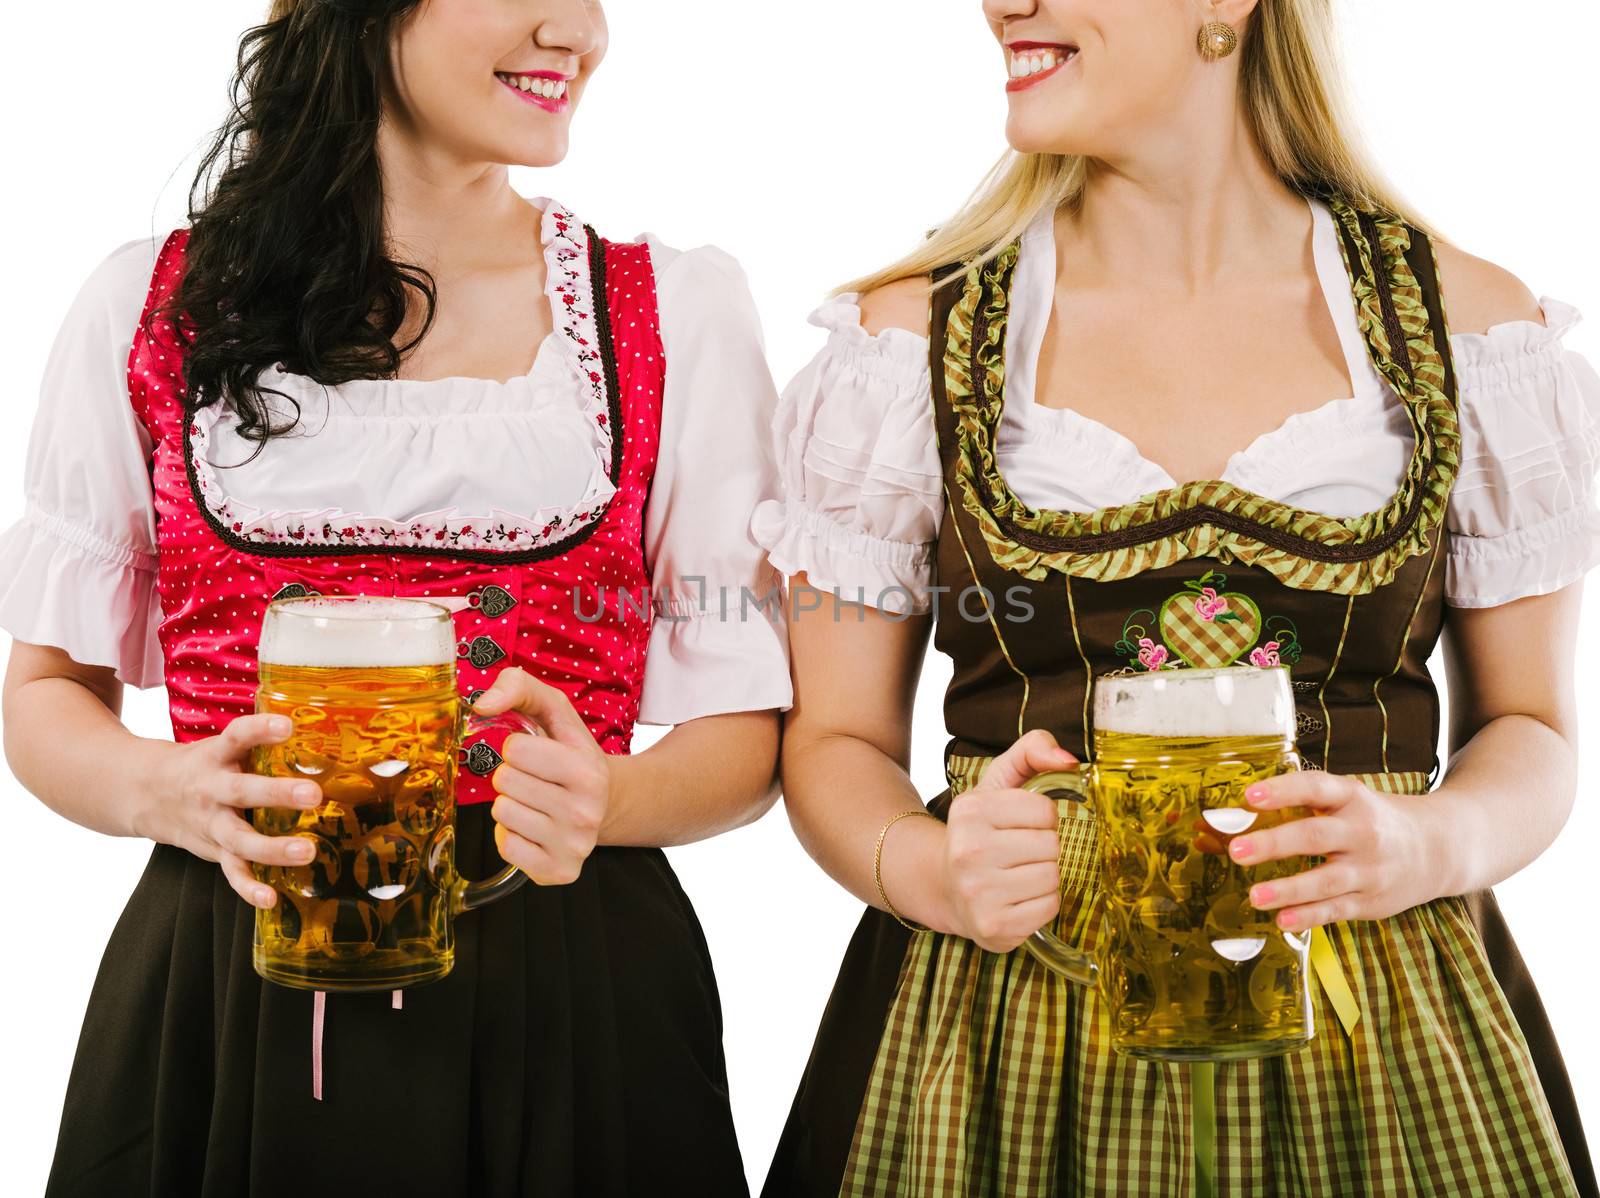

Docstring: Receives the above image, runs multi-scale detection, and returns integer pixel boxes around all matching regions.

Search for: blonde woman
[754,0,1597,1194]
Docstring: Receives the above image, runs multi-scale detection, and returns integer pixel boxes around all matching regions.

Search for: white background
[1,3,1595,1193]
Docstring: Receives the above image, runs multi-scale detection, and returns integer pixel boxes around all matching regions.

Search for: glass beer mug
[1023,666,1313,1061]
[249,596,537,991]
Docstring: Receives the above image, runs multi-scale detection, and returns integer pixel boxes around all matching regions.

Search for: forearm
[1418,712,1578,897]
[3,672,171,840]
[599,710,782,847]
[782,730,958,933]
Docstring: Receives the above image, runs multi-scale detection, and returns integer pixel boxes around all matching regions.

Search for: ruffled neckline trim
[939,199,1463,595]
[186,197,621,556]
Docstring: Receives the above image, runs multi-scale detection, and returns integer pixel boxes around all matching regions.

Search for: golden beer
[1025,667,1312,1061]
[251,597,529,991]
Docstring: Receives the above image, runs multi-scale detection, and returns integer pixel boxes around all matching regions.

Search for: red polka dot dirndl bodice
[126,221,664,804]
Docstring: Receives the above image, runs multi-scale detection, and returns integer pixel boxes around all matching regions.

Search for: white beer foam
[258,597,455,667]
[1094,667,1294,739]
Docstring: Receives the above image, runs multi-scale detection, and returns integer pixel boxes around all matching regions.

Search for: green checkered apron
[760,199,1591,1198]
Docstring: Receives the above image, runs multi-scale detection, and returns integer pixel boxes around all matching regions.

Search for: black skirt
[46,806,749,1198]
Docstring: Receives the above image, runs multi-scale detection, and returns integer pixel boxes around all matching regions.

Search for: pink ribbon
[311,989,404,1100]
[311,990,326,1102]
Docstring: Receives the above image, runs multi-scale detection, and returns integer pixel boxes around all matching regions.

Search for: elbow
[733,712,784,829]
[1,674,32,779]
[740,750,785,828]
[774,726,836,844]
[1508,711,1581,838]
[0,718,18,780]
[749,771,783,825]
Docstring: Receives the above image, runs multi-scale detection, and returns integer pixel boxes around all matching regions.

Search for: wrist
[127,736,183,844]
[877,813,959,934]
[598,752,629,844]
[1408,790,1473,900]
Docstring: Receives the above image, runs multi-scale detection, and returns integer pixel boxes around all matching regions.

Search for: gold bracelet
[874,809,940,933]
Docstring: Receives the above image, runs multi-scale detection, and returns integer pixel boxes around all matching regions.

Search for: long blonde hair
[842,0,1422,295]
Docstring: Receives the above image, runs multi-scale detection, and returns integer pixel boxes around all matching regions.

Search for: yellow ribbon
[1188,930,1355,1198]
[1191,1061,1217,1198]
[1309,924,1362,1036]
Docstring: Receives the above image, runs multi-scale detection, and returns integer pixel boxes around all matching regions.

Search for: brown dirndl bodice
[927,205,1450,779]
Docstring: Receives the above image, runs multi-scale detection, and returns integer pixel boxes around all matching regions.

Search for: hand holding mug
[943,729,1073,953]
[137,713,324,909]
[1230,772,1436,931]
[475,667,611,886]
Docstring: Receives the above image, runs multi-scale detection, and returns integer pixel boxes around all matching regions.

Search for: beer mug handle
[1019,768,1100,988]
[450,710,544,914]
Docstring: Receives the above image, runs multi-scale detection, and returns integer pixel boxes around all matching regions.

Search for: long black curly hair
[160,0,433,446]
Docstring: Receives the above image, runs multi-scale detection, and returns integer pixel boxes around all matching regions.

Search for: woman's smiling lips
[495,70,572,114]
[1006,41,1079,93]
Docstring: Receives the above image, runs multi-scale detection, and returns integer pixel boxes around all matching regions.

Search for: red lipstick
[1005,42,1077,94]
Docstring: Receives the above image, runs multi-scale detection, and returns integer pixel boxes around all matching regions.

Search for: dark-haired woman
[0,2,786,1195]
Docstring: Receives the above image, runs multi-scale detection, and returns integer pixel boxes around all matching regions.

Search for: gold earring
[1197,20,1239,60]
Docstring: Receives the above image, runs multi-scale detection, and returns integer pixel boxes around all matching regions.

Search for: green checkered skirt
[838,758,1579,1197]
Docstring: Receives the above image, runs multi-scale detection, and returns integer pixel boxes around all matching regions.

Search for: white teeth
[1010,48,1069,79]
[498,73,569,101]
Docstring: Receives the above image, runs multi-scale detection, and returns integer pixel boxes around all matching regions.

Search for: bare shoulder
[857,276,932,338]
[1433,241,1545,336]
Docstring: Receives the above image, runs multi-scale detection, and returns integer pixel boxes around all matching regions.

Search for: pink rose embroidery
[1194,587,1229,622]
[1250,641,1281,668]
[1137,637,1168,671]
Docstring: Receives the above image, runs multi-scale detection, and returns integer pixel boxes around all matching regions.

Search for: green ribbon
[1192,1061,1217,1198]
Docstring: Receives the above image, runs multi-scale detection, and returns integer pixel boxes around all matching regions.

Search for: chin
[493,131,571,170]
[519,138,571,169]
[1006,110,1084,157]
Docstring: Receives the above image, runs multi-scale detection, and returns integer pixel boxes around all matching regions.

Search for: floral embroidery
[1137,637,1169,671]
[1262,615,1305,666]
[1193,585,1230,622]
[1114,573,1308,674]
[545,205,612,447]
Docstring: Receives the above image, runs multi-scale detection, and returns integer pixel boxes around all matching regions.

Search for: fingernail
[1279,910,1300,930]
[1245,784,1269,805]
[256,887,276,908]
[269,716,293,738]
[1250,885,1274,907]
[288,840,314,862]
[293,783,320,805]
[1230,839,1254,860]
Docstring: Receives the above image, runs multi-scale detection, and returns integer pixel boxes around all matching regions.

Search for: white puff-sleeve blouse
[0,200,793,724]
[752,203,1600,614]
